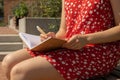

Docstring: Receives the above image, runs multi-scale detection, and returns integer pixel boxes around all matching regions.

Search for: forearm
[56,12,66,39]
[55,12,66,39]
[55,29,66,40]
[85,25,120,44]
[55,0,66,40]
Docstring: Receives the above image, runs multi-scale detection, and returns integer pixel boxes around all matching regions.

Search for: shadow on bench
[88,66,120,80]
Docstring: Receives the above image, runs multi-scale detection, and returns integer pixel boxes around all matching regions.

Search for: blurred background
[0,0,61,28]
[0,0,4,26]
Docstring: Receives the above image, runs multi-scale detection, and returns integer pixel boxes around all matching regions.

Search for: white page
[19,32,41,49]
[19,32,67,51]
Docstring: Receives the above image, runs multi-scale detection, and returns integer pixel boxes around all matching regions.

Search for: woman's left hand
[63,34,88,50]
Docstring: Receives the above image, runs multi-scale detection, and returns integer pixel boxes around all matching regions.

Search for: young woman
[2,0,120,80]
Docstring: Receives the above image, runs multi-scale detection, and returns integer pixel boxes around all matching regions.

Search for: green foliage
[28,0,61,17]
[28,0,61,32]
[13,2,28,18]
[48,23,59,32]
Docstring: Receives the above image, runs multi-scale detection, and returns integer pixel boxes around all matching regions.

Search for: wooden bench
[88,62,120,80]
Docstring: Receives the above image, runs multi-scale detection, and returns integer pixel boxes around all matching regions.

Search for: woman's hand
[63,34,88,50]
[40,32,56,41]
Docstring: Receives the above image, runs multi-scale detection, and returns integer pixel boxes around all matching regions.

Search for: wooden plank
[88,66,120,80]
[105,74,118,80]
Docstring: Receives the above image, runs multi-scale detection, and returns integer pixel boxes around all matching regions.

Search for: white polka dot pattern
[28,0,120,80]
[65,0,114,38]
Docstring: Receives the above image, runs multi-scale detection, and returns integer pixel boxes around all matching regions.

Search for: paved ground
[0,27,18,34]
[0,26,17,80]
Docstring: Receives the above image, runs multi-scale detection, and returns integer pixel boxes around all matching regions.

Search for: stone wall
[19,17,60,35]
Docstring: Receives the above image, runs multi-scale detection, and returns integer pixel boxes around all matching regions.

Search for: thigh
[2,49,32,67]
[11,56,65,80]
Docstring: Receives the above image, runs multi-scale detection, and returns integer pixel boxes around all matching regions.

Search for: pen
[36,26,46,35]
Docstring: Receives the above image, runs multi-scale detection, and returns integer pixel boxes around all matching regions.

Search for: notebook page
[19,32,41,49]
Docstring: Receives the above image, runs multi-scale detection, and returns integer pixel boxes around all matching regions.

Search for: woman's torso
[64,0,115,38]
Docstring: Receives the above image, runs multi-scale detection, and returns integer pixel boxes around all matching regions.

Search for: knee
[2,54,15,69]
[10,65,29,80]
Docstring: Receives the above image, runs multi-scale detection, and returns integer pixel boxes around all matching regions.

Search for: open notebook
[19,32,66,52]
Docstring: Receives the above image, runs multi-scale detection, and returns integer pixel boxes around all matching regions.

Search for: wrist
[55,33,65,40]
[82,34,96,47]
[82,34,92,44]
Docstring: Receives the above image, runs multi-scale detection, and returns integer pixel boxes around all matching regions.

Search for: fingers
[47,32,55,38]
[40,32,55,41]
[63,38,81,50]
[63,43,79,50]
[62,35,87,50]
[40,34,48,41]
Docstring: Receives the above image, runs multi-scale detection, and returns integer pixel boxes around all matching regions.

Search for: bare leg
[10,56,65,80]
[2,49,32,80]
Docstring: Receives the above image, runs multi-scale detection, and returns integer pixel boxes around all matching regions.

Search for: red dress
[28,0,120,80]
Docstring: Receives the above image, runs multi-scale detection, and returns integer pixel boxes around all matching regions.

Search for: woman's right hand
[40,32,56,41]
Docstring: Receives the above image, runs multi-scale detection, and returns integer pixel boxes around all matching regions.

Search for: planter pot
[19,17,60,35]
[9,17,16,29]
[9,16,20,30]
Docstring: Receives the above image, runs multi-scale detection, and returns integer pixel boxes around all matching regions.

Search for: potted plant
[19,0,62,35]
[29,0,61,32]
[28,0,61,17]
[12,2,28,27]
